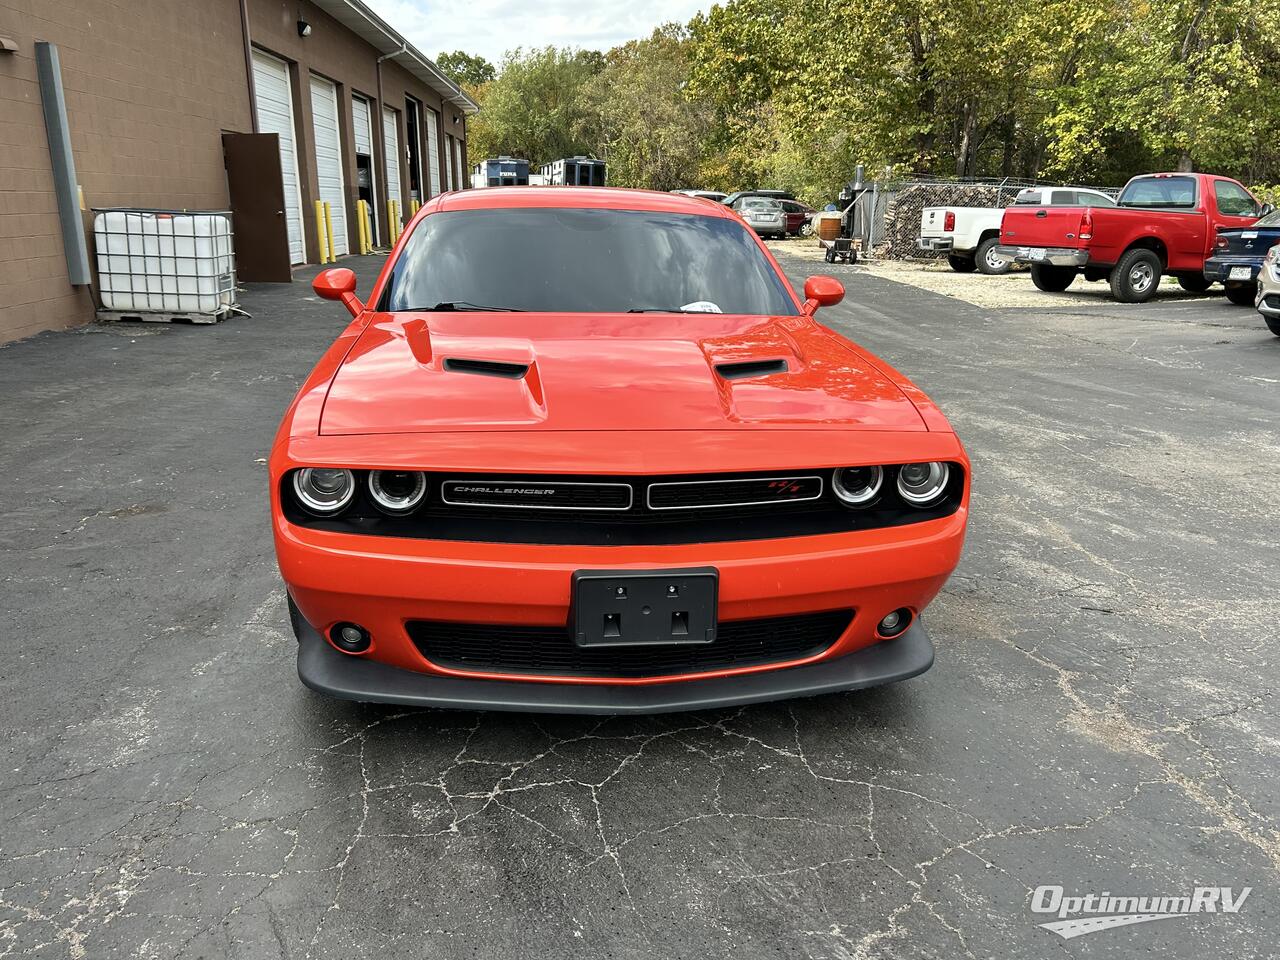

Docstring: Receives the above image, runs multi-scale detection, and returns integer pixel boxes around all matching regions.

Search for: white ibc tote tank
[94,209,236,319]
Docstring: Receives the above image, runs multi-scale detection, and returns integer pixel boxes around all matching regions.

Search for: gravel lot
[765,238,1230,310]
[1,253,1276,958]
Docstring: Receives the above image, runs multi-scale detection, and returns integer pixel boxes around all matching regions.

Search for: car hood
[318,312,927,435]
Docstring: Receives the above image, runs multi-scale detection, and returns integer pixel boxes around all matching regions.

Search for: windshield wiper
[414,301,527,312]
[627,307,705,313]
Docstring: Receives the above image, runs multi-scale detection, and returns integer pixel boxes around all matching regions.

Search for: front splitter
[296,620,934,715]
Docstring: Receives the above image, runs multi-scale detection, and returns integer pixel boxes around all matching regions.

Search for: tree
[459,0,1280,200]
[578,26,712,191]
[465,47,603,164]
[436,50,496,89]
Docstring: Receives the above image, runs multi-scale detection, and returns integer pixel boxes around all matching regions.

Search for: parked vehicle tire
[1176,273,1213,294]
[1224,282,1256,306]
[1264,314,1280,337]
[1110,248,1162,303]
[798,221,814,238]
[948,254,977,273]
[1031,263,1077,292]
[975,236,1011,275]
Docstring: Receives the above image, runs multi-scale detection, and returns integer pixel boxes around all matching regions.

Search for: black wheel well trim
[1123,237,1168,266]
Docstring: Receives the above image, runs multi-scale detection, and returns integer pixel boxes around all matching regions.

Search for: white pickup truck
[918,186,1116,274]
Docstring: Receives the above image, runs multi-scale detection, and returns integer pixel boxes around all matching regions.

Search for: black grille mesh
[408,609,854,679]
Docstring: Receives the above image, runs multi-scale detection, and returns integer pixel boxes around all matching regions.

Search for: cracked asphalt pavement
[1,253,1276,958]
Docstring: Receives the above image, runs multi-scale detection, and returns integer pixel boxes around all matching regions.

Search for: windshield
[1119,176,1197,209]
[742,199,781,212]
[381,207,798,315]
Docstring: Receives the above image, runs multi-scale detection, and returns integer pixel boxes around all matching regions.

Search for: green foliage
[460,0,1280,200]
[436,50,496,88]
[577,26,712,191]
[466,47,603,164]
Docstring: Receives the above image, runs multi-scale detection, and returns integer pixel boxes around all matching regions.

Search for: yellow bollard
[356,200,368,255]
[386,199,396,245]
[410,198,420,216]
[323,202,335,262]
[364,202,374,253]
[392,200,402,243]
[314,200,329,264]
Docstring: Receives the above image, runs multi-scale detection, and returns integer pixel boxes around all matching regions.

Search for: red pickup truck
[997,173,1270,302]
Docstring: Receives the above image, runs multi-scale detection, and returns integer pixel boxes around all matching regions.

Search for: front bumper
[917,237,955,252]
[276,506,964,683]
[296,616,935,714]
[995,245,1089,267]
[1203,256,1262,284]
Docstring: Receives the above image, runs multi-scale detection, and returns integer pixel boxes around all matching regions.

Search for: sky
[364,0,714,67]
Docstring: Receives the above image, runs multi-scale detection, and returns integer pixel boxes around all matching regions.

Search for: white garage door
[425,108,441,198]
[453,138,465,191]
[252,50,304,264]
[383,106,402,234]
[309,75,348,257]
[351,96,371,155]
[351,95,378,237]
[444,134,454,190]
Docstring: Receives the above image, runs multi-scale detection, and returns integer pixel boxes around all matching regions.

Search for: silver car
[734,197,786,238]
[1257,242,1280,337]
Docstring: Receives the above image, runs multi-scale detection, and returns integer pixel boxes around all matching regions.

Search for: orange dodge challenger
[270,187,969,714]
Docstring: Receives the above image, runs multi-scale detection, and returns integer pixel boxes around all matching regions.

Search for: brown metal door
[222,132,292,282]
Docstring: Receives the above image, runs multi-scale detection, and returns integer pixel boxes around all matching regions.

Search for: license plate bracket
[572,568,718,648]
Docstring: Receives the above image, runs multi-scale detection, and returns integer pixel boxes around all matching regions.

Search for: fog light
[330,622,371,654]
[877,608,912,638]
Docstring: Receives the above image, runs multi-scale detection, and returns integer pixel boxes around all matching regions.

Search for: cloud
[363,0,712,65]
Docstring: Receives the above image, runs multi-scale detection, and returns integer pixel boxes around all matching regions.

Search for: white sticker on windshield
[681,301,723,313]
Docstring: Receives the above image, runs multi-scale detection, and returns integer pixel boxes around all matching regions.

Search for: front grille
[441,479,631,510]
[647,475,822,510]
[408,609,854,679]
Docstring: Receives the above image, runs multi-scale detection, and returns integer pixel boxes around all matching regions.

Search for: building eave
[310,0,480,115]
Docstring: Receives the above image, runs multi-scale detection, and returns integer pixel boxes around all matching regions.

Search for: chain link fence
[844,176,1121,260]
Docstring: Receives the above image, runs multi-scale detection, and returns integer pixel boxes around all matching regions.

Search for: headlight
[832,465,883,506]
[368,470,427,514]
[896,462,950,506]
[292,468,355,515]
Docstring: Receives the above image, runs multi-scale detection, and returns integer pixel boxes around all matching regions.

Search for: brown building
[0,0,477,343]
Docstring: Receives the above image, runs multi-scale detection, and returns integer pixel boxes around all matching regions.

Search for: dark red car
[780,199,816,236]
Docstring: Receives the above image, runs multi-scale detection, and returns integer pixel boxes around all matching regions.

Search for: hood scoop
[715,358,789,380]
[443,357,530,379]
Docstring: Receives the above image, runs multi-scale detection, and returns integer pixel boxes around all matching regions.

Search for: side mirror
[801,275,845,315]
[313,268,364,317]
[1259,203,1275,218]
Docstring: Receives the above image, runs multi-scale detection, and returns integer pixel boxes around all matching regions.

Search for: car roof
[437,186,734,218]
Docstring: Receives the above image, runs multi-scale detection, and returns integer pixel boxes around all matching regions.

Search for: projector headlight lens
[292,468,355,515]
[368,470,427,514]
[832,465,883,506]
[896,462,950,506]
